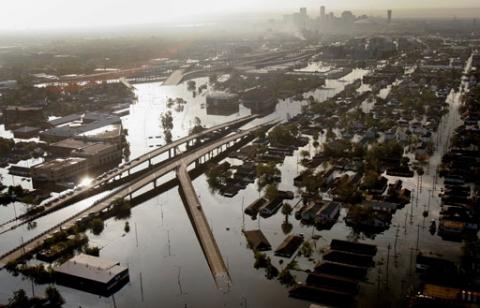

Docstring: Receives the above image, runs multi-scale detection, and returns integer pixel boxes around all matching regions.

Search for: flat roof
[55,254,127,284]
[33,157,86,172]
[13,126,40,133]
[73,142,116,156]
[48,113,83,127]
[51,138,95,150]
[4,105,43,111]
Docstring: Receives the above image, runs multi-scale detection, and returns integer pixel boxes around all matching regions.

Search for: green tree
[45,286,65,307]
[8,289,29,308]
[265,184,279,201]
[281,203,293,223]
[90,218,104,235]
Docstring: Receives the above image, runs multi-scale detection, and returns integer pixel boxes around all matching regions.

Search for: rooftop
[32,157,86,172]
[13,126,40,133]
[73,142,117,156]
[51,138,96,150]
[55,254,128,284]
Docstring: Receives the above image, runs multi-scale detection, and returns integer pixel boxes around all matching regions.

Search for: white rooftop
[55,253,128,284]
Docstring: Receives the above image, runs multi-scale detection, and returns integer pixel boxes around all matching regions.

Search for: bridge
[0,121,275,289]
[163,69,186,86]
[163,68,212,86]
[0,115,258,234]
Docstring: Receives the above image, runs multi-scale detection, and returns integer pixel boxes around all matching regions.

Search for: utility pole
[140,272,145,302]
[167,230,172,257]
[416,224,420,251]
[135,222,139,248]
[386,243,391,289]
[241,196,245,230]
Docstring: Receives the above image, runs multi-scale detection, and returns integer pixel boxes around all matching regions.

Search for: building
[54,254,129,296]
[243,230,271,251]
[315,201,341,226]
[31,157,88,185]
[12,126,40,139]
[341,11,355,24]
[300,7,307,17]
[412,284,480,306]
[320,6,326,20]
[0,80,17,90]
[49,138,122,169]
[206,91,239,116]
[387,10,392,23]
[3,106,45,128]
[275,235,304,258]
[40,113,122,143]
[301,201,324,221]
[72,142,122,168]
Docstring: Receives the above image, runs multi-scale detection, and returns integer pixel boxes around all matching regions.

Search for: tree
[90,218,104,235]
[278,268,295,286]
[164,130,172,144]
[84,246,100,257]
[326,127,336,141]
[190,117,204,134]
[300,150,310,161]
[281,221,293,235]
[281,203,293,223]
[268,124,298,146]
[8,289,29,307]
[265,184,279,201]
[45,286,65,307]
[300,241,313,258]
[112,198,132,219]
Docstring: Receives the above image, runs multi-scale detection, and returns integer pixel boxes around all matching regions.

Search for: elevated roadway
[0,121,275,288]
[0,115,257,233]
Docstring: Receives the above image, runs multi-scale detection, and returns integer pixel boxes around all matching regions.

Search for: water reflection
[0,69,390,307]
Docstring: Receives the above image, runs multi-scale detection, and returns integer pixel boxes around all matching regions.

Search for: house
[12,126,40,139]
[323,250,374,267]
[370,200,398,214]
[259,196,284,217]
[315,201,341,226]
[301,201,324,222]
[438,219,465,238]
[275,235,304,258]
[3,105,45,128]
[244,198,267,217]
[330,239,378,256]
[54,254,129,296]
[243,230,271,251]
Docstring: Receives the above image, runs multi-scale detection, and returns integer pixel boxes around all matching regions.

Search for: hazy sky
[1,0,479,30]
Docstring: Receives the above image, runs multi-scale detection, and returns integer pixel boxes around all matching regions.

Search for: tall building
[341,11,355,23]
[387,10,392,23]
[300,7,307,17]
[320,6,326,20]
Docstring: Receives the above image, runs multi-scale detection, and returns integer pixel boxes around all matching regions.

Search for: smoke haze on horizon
[1,0,480,31]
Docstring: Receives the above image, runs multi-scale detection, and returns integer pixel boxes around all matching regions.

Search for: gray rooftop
[55,254,128,284]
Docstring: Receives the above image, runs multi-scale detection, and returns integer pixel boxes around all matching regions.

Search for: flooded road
[0,64,466,308]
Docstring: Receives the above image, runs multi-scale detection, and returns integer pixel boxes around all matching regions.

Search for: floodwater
[0,66,467,308]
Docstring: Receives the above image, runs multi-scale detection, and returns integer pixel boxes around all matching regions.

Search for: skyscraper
[300,7,307,17]
[320,6,326,20]
[387,10,392,23]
